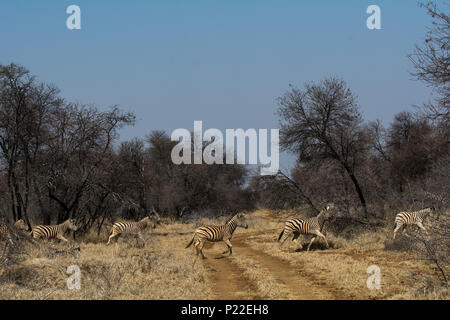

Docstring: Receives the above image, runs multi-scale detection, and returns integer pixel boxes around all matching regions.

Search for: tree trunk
[343,165,369,217]
[7,169,18,222]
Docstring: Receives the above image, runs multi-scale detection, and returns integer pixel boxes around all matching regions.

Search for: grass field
[0,210,447,300]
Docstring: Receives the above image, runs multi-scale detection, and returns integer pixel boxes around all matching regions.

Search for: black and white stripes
[107,216,156,245]
[393,207,436,239]
[185,213,248,259]
[31,219,78,242]
[278,205,334,251]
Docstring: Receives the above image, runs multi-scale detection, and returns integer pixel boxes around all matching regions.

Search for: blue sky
[0,0,436,171]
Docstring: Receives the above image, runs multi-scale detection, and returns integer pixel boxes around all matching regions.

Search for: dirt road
[202,229,348,300]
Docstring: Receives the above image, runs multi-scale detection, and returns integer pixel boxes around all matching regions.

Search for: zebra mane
[57,219,72,232]
[317,206,328,218]
[419,207,435,215]
[60,219,71,226]
[225,214,239,224]
[316,205,333,230]
[137,216,152,227]
[414,206,434,212]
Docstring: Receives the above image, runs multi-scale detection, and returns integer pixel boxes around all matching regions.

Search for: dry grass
[229,253,291,299]
[0,220,211,300]
[244,209,448,300]
[0,209,447,300]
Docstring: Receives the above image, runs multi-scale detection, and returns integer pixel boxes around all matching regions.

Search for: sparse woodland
[0,1,448,300]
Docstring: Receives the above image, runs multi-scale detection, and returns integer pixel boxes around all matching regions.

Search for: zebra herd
[0,216,158,246]
[184,204,439,258]
[0,205,439,258]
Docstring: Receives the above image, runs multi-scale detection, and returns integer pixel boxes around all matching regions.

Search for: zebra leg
[279,230,291,247]
[198,240,207,259]
[306,236,317,252]
[193,238,201,256]
[222,239,232,255]
[393,224,402,239]
[57,235,69,243]
[417,222,427,232]
[292,233,303,250]
[195,245,199,256]
[138,232,147,247]
[416,222,429,238]
[190,234,206,258]
[107,232,119,245]
[308,230,329,249]
[294,238,303,250]
[401,226,409,237]
[113,233,121,244]
[313,230,329,248]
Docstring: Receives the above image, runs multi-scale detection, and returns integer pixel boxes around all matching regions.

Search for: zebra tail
[185,235,195,249]
[277,229,284,242]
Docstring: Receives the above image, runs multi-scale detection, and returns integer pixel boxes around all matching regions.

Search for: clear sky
[0,0,436,171]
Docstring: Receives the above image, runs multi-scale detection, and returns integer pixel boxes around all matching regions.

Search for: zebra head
[67,219,78,231]
[14,219,27,231]
[320,204,335,221]
[236,213,248,229]
[151,206,162,225]
[426,206,438,219]
[151,213,161,225]
[144,216,157,228]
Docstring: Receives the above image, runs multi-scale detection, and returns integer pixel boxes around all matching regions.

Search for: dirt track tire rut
[201,229,348,299]
[202,252,263,300]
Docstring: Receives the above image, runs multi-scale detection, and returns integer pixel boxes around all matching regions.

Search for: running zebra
[393,207,436,239]
[31,219,78,242]
[185,213,248,259]
[0,219,28,244]
[106,216,157,245]
[278,204,334,251]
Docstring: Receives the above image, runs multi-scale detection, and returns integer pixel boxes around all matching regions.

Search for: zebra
[278,204,334,252]
[0,219,28,244]
[185,213,248,259]
[106,216,157,245]
[393,207,436,239]
[31,219,78,242]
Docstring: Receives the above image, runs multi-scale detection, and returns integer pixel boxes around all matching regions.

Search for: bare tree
[43,104,135,223]
[277,78,372,217]
[408,1,449,123]
[0,63,63,228]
